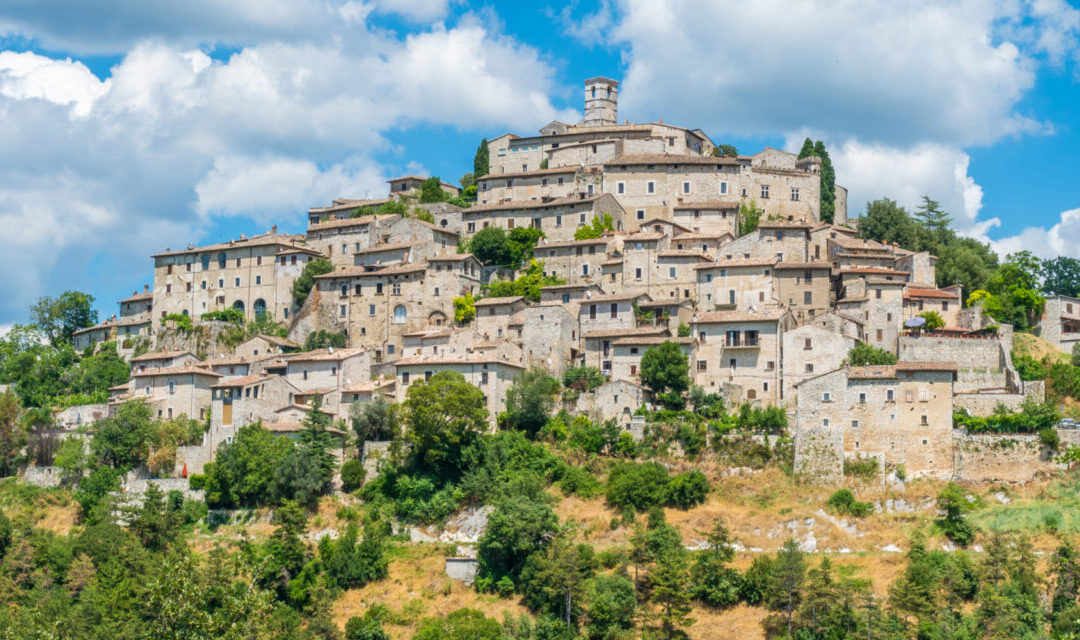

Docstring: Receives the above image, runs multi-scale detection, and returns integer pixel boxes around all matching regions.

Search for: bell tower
[582,77,618,127]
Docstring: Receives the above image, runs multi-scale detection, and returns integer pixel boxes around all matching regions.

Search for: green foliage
[584,573,637,639]
[419,177,448,203]
[562,365,606,392]
[469,226,515,266]
[199,422,294,508]
[0,507,10,558]
[73,465,121,521]
[473,138,490,177]
[483,260,564,302]
[573,213,614,240]
[665,469,709,509]
[558,465,601,498]
[402,371,488,481]
[713,144,739,157]
[351,199,407,218]
[640,340,690,409]
[518,537,597,623]
[567,415,620,455]
[200,308,244,323]
[813,140,836,224]
[692,521,742,609]
[842,456,879,478]
[30,290,97,347]
[605,461,670,512]
[413,207,435,223]
[502,368,560,438]
[91,400,156,470]
[477,496,559,586]
[677,322,691,337]
[319,520,389,589]
[918,310,945,331]
[160,312,193,332]
[737,200,764,236]
[845,341,897,366]
[453,294,476,324]
[952,399,1059,434]
[1042,256,1080,297]
[938,482,977,547]
[351,394,398,443]
[291,256,333,307]
[967,252,1046,330]
[415,608,502,640]
[346,608,390,640]
[303,329,347,350]
[825,489,873,517]
[124,483,186,552]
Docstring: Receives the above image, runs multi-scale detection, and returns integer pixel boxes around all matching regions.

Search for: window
[805,363,814,373]
[387,344,394,355]
[905,390,915,402]
[824,419,830,427]
[669,267,676,278]
[168,379,176,395]
[823,392,832,402]
[719,181,728,195]
[341,284,348,297]
[887,389,895,402]
[630,347,639,355]
[255,275,261,285]
[791,187,800,201]
[804,291,813,305]
[921,415,929,425]
[617,182,625,194]
[467,222,475,233]
[859,392,866,404]
[804,338,812,350]
[582,264,589,276]
[876,329,883,341]
[393,305,407,324]
[610,303,618,318]
[302,370,308,381]
[760,184,769,199]
[402,372,410,384]
[636,209,645,220]
[589,304,597,319]
[635,268,643,279]
[875,289,882,299]
[919,389,929,402]
[647,181,655,194]
[729,358,737,368]
[354,284,362,296]
[697,360,707,371]
[481,371,489,385]
[339,304,346,317]
[767,361,775,370]
[682,181,691,194]
[943,301,949,311]
[368,304,376,316]
[556,215,562,226]
[392,283,401,296]
[234,277,240,287]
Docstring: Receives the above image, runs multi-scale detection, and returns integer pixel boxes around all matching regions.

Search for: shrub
[562,365,606,392]
[843,456,879,478]
[824,489,873,517]
[666,470,709,509]
[341,458,366,492]
[303,330,346,351]
[605,462,670,512]
[159,313,193,332]
[1041,426,1061,451]
[559,466,601,498]
[937,482,977,547]
[201,308,244,324]
[846,342,897,366]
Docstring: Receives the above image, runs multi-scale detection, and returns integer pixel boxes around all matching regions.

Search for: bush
[1041,426,1061,451]
[824,489,873,517]
[559,466,601,498]
[605,462,670,512]
[341,458,366,492]
[666,470,709,509]
[843,456,879,478]
[846,342,897,366]
[562,365,606,392]
[303,330,346,351]
[937,482,977,547]
[201,308,244,324]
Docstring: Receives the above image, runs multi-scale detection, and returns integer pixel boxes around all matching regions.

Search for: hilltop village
[57,77,1076,486]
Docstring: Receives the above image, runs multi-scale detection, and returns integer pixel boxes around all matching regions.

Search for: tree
[345,608,389,640]
[763,539,807,639]
[125,483,184,552]
[197,422,294,508]
[296,396,336,490]
[419,177,448,203]
[469,226,515,266]
[914,196,953,239]
[483,259,564,302]
[519,537,597,626]
[737,200,764,236]
[507,227,545,263]
[856,198,920,249]
[477,496,559,586]
[291,257,333,307]
[813,140,836,224]
[692,521,741,609]
[584,574,636,640]
[453,294,476,324]
[402,371,488,480]
[797,137,815,159]
[712,144,738,158]
[846,342,897,366]
[91,400,156,470]
[502,368,560,438]
[473,139,490,177]
[351,394,398,443]
[574,213,614,240]
[936,237,999,296]
[918,310,945,331]
[937,482,976,547]
[259,499,308,601]
[319,521,389,589]
[303,330,346,350]
[0,389,24,477]
[646,539,694,639]
[1042,256,1080,297]
[640,340,691,409]
[53,436,87,486]
[73,342,130,397]
[73,466,122,521]
[30,290,97,346]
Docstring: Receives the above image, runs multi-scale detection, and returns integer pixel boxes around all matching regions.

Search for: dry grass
[0,480,78,535]
[1015,332,1069,363]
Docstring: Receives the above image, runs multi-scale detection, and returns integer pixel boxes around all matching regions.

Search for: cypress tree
[473,138,489,177]
[813,140,836,224]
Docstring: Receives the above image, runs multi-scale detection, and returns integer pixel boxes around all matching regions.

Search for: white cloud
[371,0,451,22]
[994,208,1080,258]
[0,21,572,320]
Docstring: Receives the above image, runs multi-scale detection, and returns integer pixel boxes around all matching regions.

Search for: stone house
[602,154,743,222]
[773,261,833,322]
[151,230,323,326]
[578,293,649,337]
[130,349,200,374]
[128,364,221,421]
[209,373,300,447]
[476,166,582,204]
[305,214,400,266]
[690,308,792,404]
[835,278,905,353]
[393,355,525,424]
[902,285,962,327]
[461,193,626,243]
[582,326,669,376]
[234,334,299,358]
[473,296,528,341]
[307,197,392,226]
[719,221,811,263]
[573,379,646,430]
[1037,295,1080,353]
[535,237,614,285]
[609,335,695,382]
[386,217,460,254]
[283,348,372,414]
[669,231,734,255]
[781,324,858,401]
[618,232,667,295]
[539,283,606,310]
[521,304,579,377]
[794,362,957,480]
[387,175,460,198]
[672,202,740,237]
[650,251,711,302]
[694,259,778,311]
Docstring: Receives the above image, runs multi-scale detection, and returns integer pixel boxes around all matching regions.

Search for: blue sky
[0,0,1078,325]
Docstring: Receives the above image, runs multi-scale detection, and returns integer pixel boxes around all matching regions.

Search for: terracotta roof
[474,296,525,307]
[132,365,222,378]
[583,326,668,339]
[394,354,524,368]
[672,201,740,210]
[541,283,603,291]
[130,349,196,362]
[903,287,959,299]
[508,311,525,326]
[838,266,909,275]
[342,379,396,394]
[601,258,624,265]
[152,232,314,258]
[847,365,898,379]
[775,262,832,270]
[308,198,391,215]
[606,153,739,166]
[265,421,348,436]
[349,241,417,255]
[465,195,605,213]
[477,166,578,181]
[307,214,385,232]
[427,253,474,262]
[72,316,150,335]
[672,232,734,241]
[896,361,958,371]
[401,328,453,339]
[582,293,650,304]
[315,261,427,279]
[694,258,777,269]
[757,220,813,230]
[537,237,611,249]
[693,309,788,323]
[287,348,366,363]
[830,236,890,251]
[638,299,692,308]
[210,374,273,389]
[256,335,300,349]
[118,291,153,303]
[612,336,695,346]
[635,217,692,232]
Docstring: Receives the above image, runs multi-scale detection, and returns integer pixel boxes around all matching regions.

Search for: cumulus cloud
[994,208,1080,258]
[0,19,573,321]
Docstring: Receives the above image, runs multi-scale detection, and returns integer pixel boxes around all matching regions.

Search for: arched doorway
[253,299,267,320]
[232,300,245,314]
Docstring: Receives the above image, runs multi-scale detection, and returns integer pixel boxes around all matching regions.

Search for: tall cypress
[473,138,489,177]
[813,140,836,224]
[797,137,815,159]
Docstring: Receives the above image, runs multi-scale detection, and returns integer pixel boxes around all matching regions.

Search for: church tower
[582,77,618,127]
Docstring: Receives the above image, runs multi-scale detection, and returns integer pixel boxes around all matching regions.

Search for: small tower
[582,77,618,127]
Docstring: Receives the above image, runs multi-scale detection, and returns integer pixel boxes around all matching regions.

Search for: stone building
[1037,295,1080,353]
[306,215,400,266]
[902,285,962,327]
[774,261,833,322]
[534,237,613,285]
[719,221,812,262]
[387,175,460,198]
[72,286,155,355]
[781,324,858,401]
[794,362,957,480]
[608,335,695,382]
[690,308,792,404]
[473,296,528,341]
[461,193,626,243]
[151,230,323,326]
[209,373,300,447]
[694,259,778,311]
[128,364,221,421]
[520,304,579,377]
[393,354,525,423]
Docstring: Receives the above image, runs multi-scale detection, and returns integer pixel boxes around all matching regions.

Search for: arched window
[201,253,210,270]
[218,252,227,268]
[181,309,189,316]
[232,300,245,313]
[393,305,407,324]
[253,299,267,320]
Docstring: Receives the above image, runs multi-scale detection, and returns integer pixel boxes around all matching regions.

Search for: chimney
[144,284,149,293]
[272,224,277,235]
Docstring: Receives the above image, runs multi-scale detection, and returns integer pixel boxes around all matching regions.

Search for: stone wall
[899,335,1003,370]
[953,429,1080,483]
[793,425,843,484]
[362,440,392,483]
[22,466,63,488]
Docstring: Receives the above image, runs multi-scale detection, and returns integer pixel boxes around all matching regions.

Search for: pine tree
[798,137,815,159]
[914,196,953,238]
[813,140,836,224]
[474,138,490,177]
[299,395,336,490]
